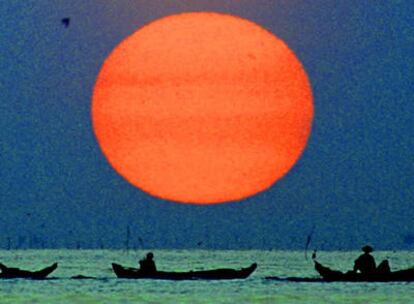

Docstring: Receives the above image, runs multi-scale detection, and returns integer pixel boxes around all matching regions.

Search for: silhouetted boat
[71,274,97,280]
[0,263,58,279]
[314,260,414,282]
[265,276,323,282]
[112,262,257,280]
[266,261,414,282]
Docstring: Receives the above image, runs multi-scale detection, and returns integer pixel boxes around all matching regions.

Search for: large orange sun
[92,12,313,204]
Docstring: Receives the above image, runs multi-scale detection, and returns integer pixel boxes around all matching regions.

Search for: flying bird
[61,17,70,28]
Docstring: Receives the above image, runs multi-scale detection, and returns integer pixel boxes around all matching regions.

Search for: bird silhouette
[61,18,70,28]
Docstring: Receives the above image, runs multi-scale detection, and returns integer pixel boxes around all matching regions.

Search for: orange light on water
[92,12,313,204]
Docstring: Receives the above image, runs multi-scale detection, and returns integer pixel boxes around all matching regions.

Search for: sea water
[0,250,413,303]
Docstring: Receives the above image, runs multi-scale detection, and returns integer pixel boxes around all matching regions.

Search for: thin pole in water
[305,225,315,260]
[125,225,131,255]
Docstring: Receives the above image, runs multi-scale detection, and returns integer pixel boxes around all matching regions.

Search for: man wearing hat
[353,245,376,275]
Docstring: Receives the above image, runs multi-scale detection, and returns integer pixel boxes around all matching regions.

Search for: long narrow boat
[265,275,323,282]
[266,261,414,283]
[314,260,414,282]
[0,263,58,279]
[112,262,257,280]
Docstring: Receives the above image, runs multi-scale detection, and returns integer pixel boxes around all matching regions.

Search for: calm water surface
[0,250,413,303]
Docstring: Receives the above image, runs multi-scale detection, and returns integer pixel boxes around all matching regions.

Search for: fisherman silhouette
[139,252,157,274]
[376,259,391,274]
[353,245,376,275]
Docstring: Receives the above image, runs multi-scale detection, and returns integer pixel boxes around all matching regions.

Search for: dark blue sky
[1,1,413,250]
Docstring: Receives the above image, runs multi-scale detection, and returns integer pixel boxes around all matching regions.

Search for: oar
[304,225,315,260]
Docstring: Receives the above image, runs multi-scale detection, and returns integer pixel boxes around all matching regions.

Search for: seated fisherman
[376,259,391,274]
[139,252,157,273]
[353,245,376,275]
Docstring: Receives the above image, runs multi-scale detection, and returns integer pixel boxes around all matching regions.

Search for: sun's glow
[92,12,313,204]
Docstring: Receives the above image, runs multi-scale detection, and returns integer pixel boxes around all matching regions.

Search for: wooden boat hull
[266,262,414,283]
[314,261,414,282]
[0,263,58,279]
[265,276,323,282]
[112,262,257,280]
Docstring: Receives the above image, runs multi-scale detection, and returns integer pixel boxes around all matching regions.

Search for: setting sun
[92,12,313,204]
